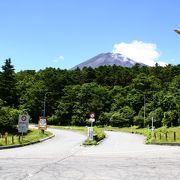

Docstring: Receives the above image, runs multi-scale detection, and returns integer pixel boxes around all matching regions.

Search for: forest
[0,58,180,131]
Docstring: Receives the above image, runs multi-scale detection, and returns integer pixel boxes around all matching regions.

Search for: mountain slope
[72,52,143,69]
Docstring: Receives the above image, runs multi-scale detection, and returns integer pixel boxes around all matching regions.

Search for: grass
[102,125,180,144]
[50,125,106,145]
[0,128,53,146]
[50,125,87,132]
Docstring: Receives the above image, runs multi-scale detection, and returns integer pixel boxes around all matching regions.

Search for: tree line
[0,58,180,131]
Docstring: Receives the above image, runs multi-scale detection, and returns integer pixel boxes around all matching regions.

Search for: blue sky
[0,0,180,71]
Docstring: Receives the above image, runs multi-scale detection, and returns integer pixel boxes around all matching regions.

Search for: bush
[133,115,144,127]
[97,112,112,126]
[0,107,21,132]
[110,106,135,127]
[48,115,59,125]
[93,126,106,141]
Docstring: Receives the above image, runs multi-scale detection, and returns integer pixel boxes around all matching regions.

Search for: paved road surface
[0,128,180,180]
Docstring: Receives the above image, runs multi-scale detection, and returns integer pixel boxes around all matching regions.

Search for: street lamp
[174,29,180,35]
[43,92,50,118]
[143,95,146,128]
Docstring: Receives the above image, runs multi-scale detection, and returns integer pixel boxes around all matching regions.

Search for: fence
[0,132,24,146]
[151,131,180,143]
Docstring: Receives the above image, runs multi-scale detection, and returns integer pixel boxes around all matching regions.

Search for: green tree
[110,106,135,127]
[53,85,81,125]
[146,107,164,127]
[0,107,21,131]
[162,110,179,127]
[0,59,17,107]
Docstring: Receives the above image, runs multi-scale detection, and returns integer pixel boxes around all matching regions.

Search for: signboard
[89,112,95,126]
[90,113,95,118]
[89,118,95,123]
[38,117,47,130]
[18,115,30,133]
[87,127,93,141]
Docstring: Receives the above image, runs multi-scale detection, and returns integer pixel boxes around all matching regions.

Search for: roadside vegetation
[0,59,179,145]
[0,128,53,146]
[103,126,180,144]
[51,125,105,145]
[50,125,87,132]
[83,126,106,145]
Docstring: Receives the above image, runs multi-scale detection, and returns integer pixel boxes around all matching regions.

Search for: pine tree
[0,58,17,107]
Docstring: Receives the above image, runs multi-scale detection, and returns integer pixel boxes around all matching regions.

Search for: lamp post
[43,92,51,118]
[43,92,47,118]
[40,92,50,134]
[143,95,146,128]
[174,29,180,35]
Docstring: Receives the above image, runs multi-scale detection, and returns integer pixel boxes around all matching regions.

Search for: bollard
[5,132,8,145]
[12,136,14,144]
[5,136,7,145]
[159,133,161,140]
[154,132,156,139]
[18,135,21,143]
[174,132,176,141]
[165,132,168,141]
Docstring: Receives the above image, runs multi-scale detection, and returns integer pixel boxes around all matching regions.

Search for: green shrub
[83,139,97,145]
[83,126,106,145]
[93,126,106,141]
[0,107,21,132]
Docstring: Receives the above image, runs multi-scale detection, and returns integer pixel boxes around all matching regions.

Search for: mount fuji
[72,52,145,69]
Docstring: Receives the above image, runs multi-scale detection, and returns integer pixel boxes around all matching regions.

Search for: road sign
[18,115,30,133]
[90,113,95,118]
[89,113,95,127]
[89,118,95,123]
[39,117,47,130]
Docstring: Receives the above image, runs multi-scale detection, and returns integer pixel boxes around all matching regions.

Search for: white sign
[89,118,95,123]
[90,113,95,118]
[87,127,93,141]
[39,117,47,130]
[18,115,30,133]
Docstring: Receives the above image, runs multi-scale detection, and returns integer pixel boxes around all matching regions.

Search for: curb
[152,142,180,146]
[0,134,55,150]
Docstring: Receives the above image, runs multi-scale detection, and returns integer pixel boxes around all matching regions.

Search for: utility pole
[43,92,50,118]
[144,95,146,128]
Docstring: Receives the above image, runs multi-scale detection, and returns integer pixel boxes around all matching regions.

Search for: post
[165,132,168,141]
[5,132,8,145]
[174,132,176,141]
[5,137,7,145]
[159,133,161,140]
[151,117,154,131]
[88,113,95,141]
[22,132,24,141]
[144,95,146,128]
[12,136,14,144]
[42,92,48,134]
[91,121,93,127]
[154,132,156,139]
[43,93,46,118]
[18,135,21,143]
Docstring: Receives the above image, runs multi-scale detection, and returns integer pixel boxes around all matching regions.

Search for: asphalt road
[1,128,180,180]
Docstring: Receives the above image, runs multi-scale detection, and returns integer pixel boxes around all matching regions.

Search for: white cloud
[157,61,168,66]
[53,55,64,63]
[112,40,167,66]
[58,55,64,60]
